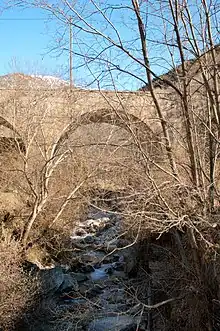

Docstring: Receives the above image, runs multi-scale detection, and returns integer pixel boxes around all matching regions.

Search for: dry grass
[0,236,36,330]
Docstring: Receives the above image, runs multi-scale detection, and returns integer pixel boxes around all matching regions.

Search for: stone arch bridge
[0,88,175,157]
[0,87,180,216]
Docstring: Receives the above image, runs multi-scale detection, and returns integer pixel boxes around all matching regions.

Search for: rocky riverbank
[18,207,148,331]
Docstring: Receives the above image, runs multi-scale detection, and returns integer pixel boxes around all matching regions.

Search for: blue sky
[0,3,148,89]
[0,1,219,90]
[0,6,68,78]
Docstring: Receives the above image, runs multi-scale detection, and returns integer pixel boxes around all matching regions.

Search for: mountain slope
[0,73,68,90]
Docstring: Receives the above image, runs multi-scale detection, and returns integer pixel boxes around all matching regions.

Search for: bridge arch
[53,109,161,157]
[0,116,26,154]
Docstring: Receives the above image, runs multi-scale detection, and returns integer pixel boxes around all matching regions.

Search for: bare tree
[1,0,220,329]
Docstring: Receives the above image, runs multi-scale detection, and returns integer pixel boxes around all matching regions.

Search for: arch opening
[53,109,161,158]
[0,116,26,154]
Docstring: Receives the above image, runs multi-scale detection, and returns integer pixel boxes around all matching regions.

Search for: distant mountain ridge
[0,73,69,89]
[140,44,220,91]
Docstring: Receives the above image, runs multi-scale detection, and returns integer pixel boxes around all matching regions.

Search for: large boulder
[37,268,79,296]
[59,272,79,292]
[25,244,55,270]
[37,267,64,295]
[81,250,106,265]
[117,245,139,276]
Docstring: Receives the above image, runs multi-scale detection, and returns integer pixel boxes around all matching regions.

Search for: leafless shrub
[0,0,220,329]
[0,236,37,330]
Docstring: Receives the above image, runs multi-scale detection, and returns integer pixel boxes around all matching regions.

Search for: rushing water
[89,263,113,281]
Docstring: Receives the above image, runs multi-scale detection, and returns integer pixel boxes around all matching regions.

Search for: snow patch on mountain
[0,73,69,89]
[31,75,68,87]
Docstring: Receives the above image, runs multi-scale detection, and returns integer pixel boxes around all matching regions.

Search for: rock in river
[88,315,137,331]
